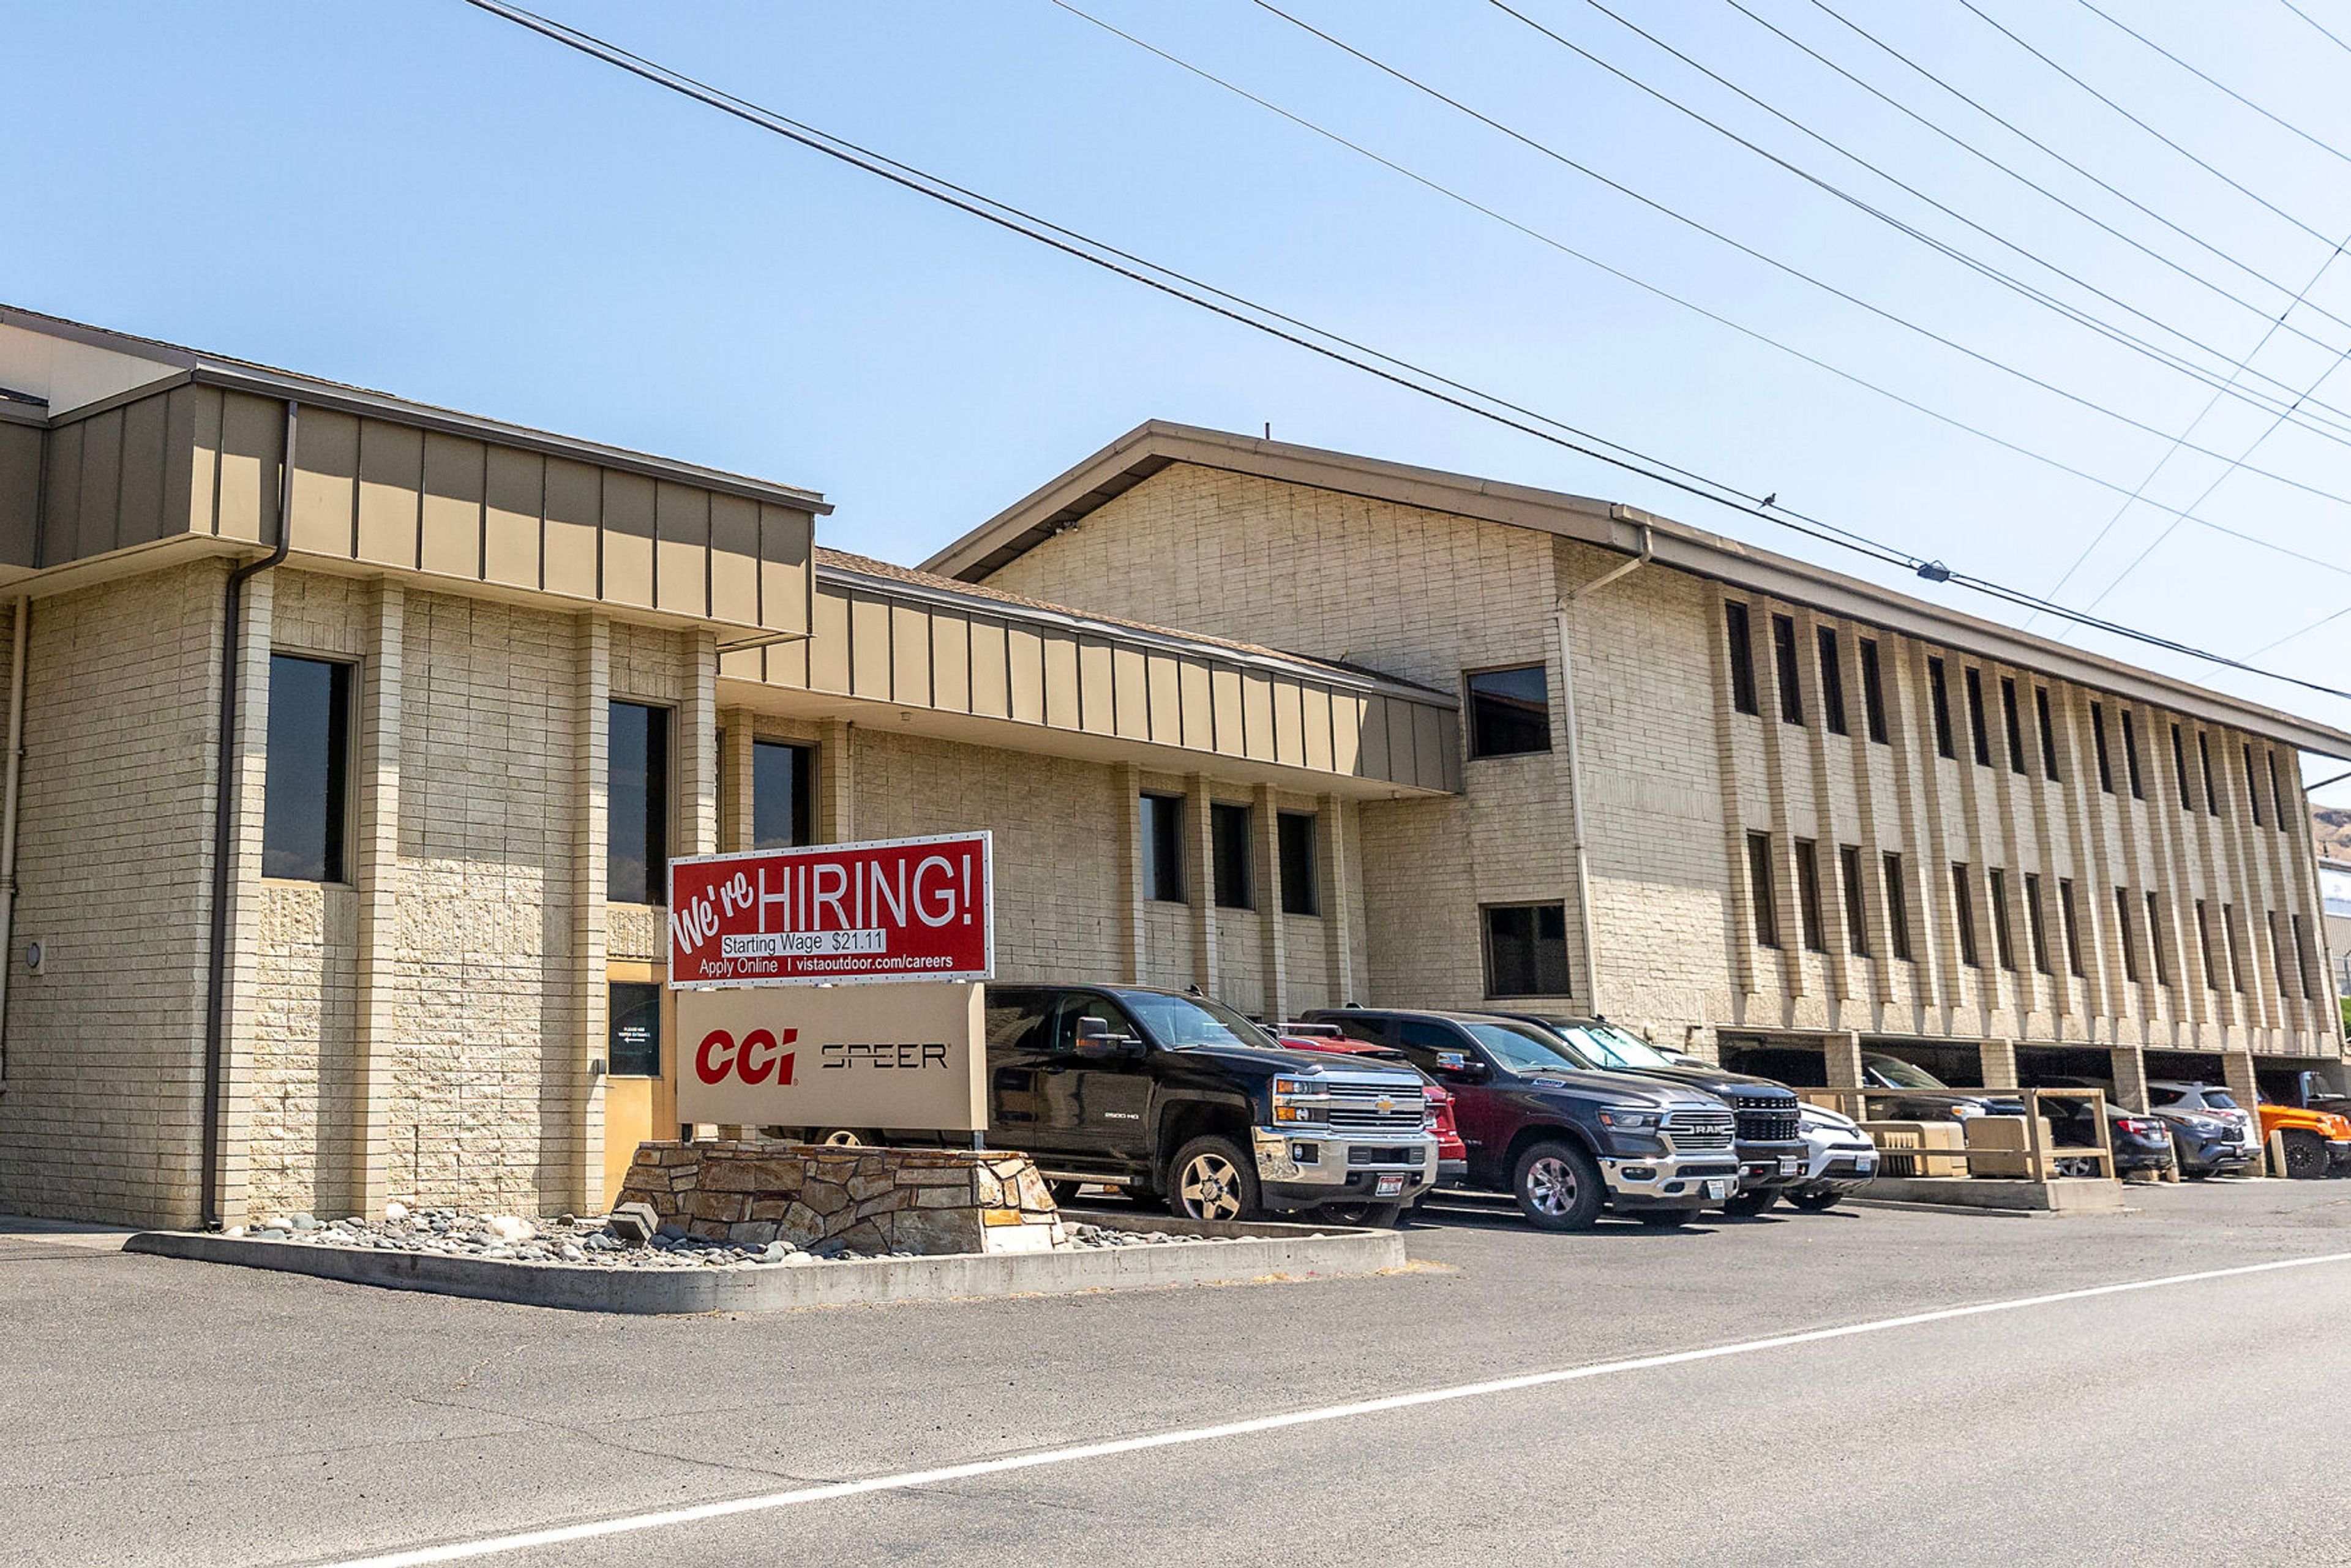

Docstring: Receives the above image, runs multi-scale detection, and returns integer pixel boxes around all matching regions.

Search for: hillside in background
[2316,806,2351,862]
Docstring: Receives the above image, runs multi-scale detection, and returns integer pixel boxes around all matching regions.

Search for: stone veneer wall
[615,1140,1066,1255]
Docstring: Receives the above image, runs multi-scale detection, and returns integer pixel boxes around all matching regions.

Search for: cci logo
[694,1027,797,1087]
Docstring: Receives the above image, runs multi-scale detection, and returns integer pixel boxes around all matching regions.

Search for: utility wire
[454,0,2351,703]
[1251,0,2351,513]
[1521,0,2351,441]
[2250,601,2351,658]
[1956,0,2342,248]
[1053,0,2351,588]
[2072,0,2351,167]
[2278,0,2351,58]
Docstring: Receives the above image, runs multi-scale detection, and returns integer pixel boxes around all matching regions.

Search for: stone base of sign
[613,1140,1067,1256]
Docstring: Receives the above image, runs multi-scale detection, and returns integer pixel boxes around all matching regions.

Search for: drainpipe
[0,595,27,1090]
[1554,520,1653,1021]
[199,401,296,1231]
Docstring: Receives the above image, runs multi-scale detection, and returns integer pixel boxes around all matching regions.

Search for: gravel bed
[222,1204,1242,1269]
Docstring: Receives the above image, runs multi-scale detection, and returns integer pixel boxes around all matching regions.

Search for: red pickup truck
[1275,1026,1468,1186]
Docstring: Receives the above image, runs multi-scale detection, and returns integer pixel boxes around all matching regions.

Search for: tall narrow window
[2195,900,2218,991]
[2000,678,2026,775]
[608,700,670,905]
[2034,688,2060,781]
[2147,891,2170,986]
[1483,903,1570,997]
[1795,839,1827,953]
[2292,913,2316,999]
[2267,751,2287,830]
[264,654,350,883]
[1952,863,1980,967]
[752,739,813,849]
[2268,910,2290,997]
[2115,889,2140,983]
[2060,878,2086,977]
[2223,903,2246,991]
[2120,711,2144,798]
[2170,723,2193,812]
[1748,832,1780,948]
[1210,801,1254,909]
[1929,659,1956,759]
[1725,601,1759,716]
[1141,793,1185,902]
[2198,732,2219,817]
[1860,639,1889,743]
[1772,614,1804,725]
[1883,853,1913,961]
[1277,811,1320,916]
[1989,869,2017,970]
[1818,628,1848,735]
[1466,665,1551,757]
[1840,844,1869,956]
[2025,873,2052,975]
[2091,702,2114,793]
[2243,743,2263,825]
[1965,668,1992,766]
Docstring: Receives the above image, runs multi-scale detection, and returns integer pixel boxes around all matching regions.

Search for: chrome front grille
[1731,1092,1801,1144]
[1325,1084,1427,1133]
[1665,1109,1734,1151]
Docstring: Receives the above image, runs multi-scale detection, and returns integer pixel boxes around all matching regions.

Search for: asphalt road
[7,1180,2351,1567]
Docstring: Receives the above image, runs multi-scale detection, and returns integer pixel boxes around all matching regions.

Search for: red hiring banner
[666,831,992,989]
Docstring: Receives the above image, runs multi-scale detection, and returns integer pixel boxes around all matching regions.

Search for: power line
[2250,601,2351,658]
[1250,0,2351,513]
[2071,0,2351,166]
[2278,0,2351,58]
[1051,0,2351,590]
[1524,0,2351,443]
[1955,0,2344,247]
[454,0,2351,703]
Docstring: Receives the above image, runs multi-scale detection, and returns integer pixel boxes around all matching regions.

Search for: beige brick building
[0,310,2340,1229]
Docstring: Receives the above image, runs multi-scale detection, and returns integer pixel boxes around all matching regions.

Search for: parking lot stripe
[319,1247,2351,1567]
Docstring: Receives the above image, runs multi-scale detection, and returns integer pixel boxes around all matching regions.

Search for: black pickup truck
[1499,1016,1811,1217]
[928,983,1439,1225]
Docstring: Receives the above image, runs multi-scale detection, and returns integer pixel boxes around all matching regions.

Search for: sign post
[667,833,994,1136]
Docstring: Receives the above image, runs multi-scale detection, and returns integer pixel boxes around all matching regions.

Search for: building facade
[0,310,2341,1229]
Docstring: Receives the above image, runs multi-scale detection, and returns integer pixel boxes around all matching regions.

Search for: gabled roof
[923,420,2351,759]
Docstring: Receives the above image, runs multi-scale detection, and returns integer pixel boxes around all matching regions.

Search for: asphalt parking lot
[8,1180,2351,1567]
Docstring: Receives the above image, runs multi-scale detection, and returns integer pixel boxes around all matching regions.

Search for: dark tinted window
[1795,839,1826,952]
[2034,688,2060,781]
[1725,601,1758,716]
[1278,811,1319,916]
[1749,832,1780,948]
[2196,900,2218,991]
[753,739,812,849]
[1929,658,1955,759]
[2061,879,2085,977]
[1483,903,1571,997]
[2025,873,2051,974]
[264,655,350,882]
[609,701,670,904]
[2001,678,2025,775]
[1883,852,1911,961]
[1467,665,1551,757]
[1772,615,1803,725]
[1989,868,2015,970]
[984,990,1056,1055]
[609,981,661,1077]
[2148,892,2170,986]
[2199,733,2219,817]
[2116,889,2140,983]
[2092,703,2113,792]
[1952,864,1979,966]
[1965,667,1991,766]
[1210,801,1253,909]
[2121,711,2143,798]
[1141,793,1184,902]
[1860,639,1888,743]
[2243,744,2263,825]
[2170,724,2192,812]
[1818,628,1848,735]
[1840,844,1868,956]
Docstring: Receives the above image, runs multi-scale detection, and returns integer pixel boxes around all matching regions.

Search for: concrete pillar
[1319,795,1354,1006]
[1114,765,1142,983]
[1254,785,1286,1021]
[1979,1038,2019,1090]
[212,570,276,1232]
[1187,775,1217,994]
[818,719,855,844]
[570,614,610,1213]
[679,631,718,864]
[719,706,755,853]
[2109,1045,2150,1111]
[1824,1029,1865,1089]
[347,581,402,1217]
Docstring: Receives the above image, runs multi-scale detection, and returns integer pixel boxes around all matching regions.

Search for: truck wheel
[2284,1130,2328,1180]
[1318,1201,1404,1228]
[816,1128,877,1147]
[1512,1139,1605,1232]
[1168,1136,1262,1222]
[1722,1190,1779,1218]
[1786,1189,1843,1212]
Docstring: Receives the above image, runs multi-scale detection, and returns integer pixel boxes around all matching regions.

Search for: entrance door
[602,962,676,1208]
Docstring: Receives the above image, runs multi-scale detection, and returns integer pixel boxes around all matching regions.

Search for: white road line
[320,1248,2351,1567]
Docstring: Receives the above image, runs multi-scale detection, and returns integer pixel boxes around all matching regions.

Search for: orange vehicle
[2255,1100,2351,1179]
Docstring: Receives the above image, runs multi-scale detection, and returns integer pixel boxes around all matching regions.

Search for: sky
[7,0,2351,798]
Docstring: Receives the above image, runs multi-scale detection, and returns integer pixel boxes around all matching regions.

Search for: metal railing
[1802,1087,2117,1182]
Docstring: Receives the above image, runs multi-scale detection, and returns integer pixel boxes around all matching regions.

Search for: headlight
[1597,1108,1660,1131]
[1272,1077,1329,1125]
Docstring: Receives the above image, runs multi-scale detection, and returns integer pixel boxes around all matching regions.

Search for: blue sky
[9,1,2351,794]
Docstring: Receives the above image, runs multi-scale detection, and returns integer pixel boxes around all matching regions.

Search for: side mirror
[1436,1051,1486,1082]
[1074,1016,1141,1060]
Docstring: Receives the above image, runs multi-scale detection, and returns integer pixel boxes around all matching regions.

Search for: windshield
[1866,1055,1949,1090]
[1553,1022,1678,1071]
[1116,991,1277,1051]
[2202,1089,2239,1110]
[1458,1020,1584,1075]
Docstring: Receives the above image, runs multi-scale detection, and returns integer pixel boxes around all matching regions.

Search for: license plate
[1778,1156,1802,1176]
[1705,1179,1729,1200]
[1374,1174,1405,1196]
[1856,1156,1877,1173]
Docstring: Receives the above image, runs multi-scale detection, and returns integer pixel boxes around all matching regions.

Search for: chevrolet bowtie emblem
[1376,1097,1395,1113]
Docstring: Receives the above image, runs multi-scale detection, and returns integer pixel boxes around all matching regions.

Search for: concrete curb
[122,1210,1404,1315]
[1858,1176,2126,1213]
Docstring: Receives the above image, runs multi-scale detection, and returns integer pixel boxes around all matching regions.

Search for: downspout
[199,401,296,1230]
[1554,520,1652,1020]
[0,596,28,1091]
